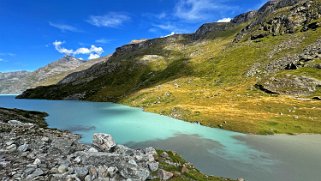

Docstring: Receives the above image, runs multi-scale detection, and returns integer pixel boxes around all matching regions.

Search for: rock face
[235,0,321,42]
[257,75,321,96]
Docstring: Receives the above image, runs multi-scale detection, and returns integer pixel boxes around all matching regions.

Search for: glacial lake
[1,95,321,181]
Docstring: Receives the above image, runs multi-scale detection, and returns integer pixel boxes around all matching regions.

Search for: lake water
[1,95,321,181]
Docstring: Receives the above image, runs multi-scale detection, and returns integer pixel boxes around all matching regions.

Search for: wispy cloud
[151,23,188,33]
[217,17,232,22]
[87,12,130,28]
[0,58,3,62]
[49,22,80,32]
[95,38,111,44]
[175,0,233,22]
[0,52,15,56]
[53,41,104,60]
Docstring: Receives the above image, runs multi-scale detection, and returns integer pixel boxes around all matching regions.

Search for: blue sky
[0,0,267,72]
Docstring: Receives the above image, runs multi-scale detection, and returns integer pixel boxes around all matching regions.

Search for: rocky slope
[0,56,107,94]
[0,108,233,181]
[18,0,321,134]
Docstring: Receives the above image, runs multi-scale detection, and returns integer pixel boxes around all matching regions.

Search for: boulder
[93,133,116,151]
[18,144,29,152]
[159,169,174,180]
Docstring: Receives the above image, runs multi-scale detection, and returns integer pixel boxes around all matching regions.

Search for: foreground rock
[0,121,156,180]
[0,108,234,181]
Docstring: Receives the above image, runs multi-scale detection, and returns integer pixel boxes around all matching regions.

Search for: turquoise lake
[1,95,321,181]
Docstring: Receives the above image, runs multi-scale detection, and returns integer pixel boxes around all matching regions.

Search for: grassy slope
[118,27,321,135]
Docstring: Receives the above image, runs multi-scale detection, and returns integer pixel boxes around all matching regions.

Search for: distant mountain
[18,0,321,134]
[0,55,107,94]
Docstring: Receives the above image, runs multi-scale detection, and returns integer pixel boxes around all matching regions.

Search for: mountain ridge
[18,0,321,134]
[0,56,106,94]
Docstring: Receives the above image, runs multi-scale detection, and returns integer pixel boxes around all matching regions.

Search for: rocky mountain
[18,0,321,134]
[0,56,107,94]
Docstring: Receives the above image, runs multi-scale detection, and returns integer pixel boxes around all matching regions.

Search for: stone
[27,168,44,179]
[181,165,189,173]
[237,178,245,181]
[148,162,159,172]
[88,147,99,152]
[33,158,41,165]
[74,156,81,163]
[144,147,157,155]
[84,175,92,181]
[97,165,109,177]
[8,120,23,125]
[24,167,36,175]
[6,144,17,152]
[93,133,116,151]
[18,143,29,152]
[160,152,169,158]
[88,166,98,179]
[107,166,118,177]
[159,169,174,181]
[5,141,14,146]
[41,137,50,142]
[120,166,150,180]
[58,164,68,173]
[74,167,88,178]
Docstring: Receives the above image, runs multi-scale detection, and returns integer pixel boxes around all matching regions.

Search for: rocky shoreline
[0,108,235,181]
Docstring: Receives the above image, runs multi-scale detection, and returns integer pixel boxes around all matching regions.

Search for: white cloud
[53,41,104,60]
[88,54,100,59]
[217,17,232,22]
[152,23,187,33]
[95,38,110,44]
[87,12,130,28]
[49,22,80,32]
[175,0,231,21]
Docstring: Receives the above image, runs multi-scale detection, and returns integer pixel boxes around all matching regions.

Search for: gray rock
[27,168,44,179]
[144,147,157,155]
[24,167,36,175]
[33,158,41,165]
[74,167,88,178]
[88,147,99,152]
[148,162,159,172]
[18,143,29,152]
[8,120,23,125]
[93,133,116,151]
[160,152,169,158]
[58,164,68,173]
[41,137,50,143]
[159,169,173,181]
[107,166,118,177]
[97,165,109,177]
[120,166,150,180]
[6,144,17,152]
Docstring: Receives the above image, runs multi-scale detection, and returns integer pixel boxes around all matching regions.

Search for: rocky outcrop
[256,74,321,95]
[235,0,321,42]
[231,11,257,24]
[247,38,321,76]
